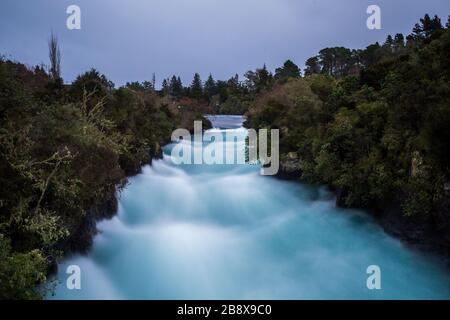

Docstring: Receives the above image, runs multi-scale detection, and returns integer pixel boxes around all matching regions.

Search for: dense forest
[246,14,450,259]
[1,14,449,299]
[0,36,213,298]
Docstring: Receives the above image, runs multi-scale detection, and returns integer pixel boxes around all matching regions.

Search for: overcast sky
[0,0,449,87]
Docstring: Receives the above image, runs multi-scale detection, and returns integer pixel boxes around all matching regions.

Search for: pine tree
[382,35,395,54]
[393,33,405,54]
[412,14,443,39]
[152,73,156,91]
[190,73,203,99]
[259,64,271,87]
[161,78,170,96]
[204,74,217,99]
[169,75,183,98]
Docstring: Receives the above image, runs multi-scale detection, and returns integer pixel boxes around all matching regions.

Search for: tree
[169,75,183,98]
[161,78,170,96]
[152,73,156,91]
[229,74,239,87]
[177,77,183,95]
[0,52,190,299]
[248,14,450,217]
[142,80,153,91]
[244,64,272,93]
[204,74,218,100]
[412,14,443,40]
[275,60,301,82]
[70,69,114,108]
[48,32,61,81]
[318,47,353,78]
[258,64,272,89]
[356,43,381,69]
[393,33,405,54]
[304,56,321,76]
[0,236,47,299]
[126,81,144,91]
[190,73,203,99]
[385,35,394,47]
[216,80,229,102]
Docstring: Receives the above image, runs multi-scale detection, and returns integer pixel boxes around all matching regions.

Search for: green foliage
[304,56,321,76]
[204,74,218,100]
[1,13,448,299]
[169,76,184,99]
[244,64,273,93]
[247,16,450,216]
[190,73,203,99]
[0,235,47,300]
[275,60,301,82]
[0,58,184,299]
[218,94,253,115]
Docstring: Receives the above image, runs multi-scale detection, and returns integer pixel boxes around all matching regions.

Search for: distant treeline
[128,52,304,115]
[143,14,448,117]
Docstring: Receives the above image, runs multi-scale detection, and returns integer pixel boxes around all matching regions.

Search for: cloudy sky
[0,0,449,87]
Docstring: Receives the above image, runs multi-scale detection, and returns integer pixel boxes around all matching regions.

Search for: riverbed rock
[335,187,350,207]
[276,152,302,180]
[376,197,450,267]
[55,191,119,255]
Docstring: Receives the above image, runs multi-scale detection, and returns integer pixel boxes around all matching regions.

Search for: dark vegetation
[156,59,303,115]
[0,40,290,297]
[246,15,450,258]
[1,13,449,299]
[0,34,213,298]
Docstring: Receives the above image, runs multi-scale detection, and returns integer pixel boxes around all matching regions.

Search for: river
[48,115,450,299]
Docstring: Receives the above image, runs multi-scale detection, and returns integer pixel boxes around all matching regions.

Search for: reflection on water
[48,116,450,300]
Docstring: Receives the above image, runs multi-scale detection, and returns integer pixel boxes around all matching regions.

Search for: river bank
[275,154,450,267]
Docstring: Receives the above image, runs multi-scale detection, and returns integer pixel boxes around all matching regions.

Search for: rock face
[335,188,350,208]
[433,191,450,263]
[276,152,302,180]
[335,186,450,266]
[48,148,166,276]
[56,192,118,255]
[46,190,120,276]
[376,198,450,266]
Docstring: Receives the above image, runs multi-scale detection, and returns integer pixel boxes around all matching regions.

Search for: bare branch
[48,31,61,80]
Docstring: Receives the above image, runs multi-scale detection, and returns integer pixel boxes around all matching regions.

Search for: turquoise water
[48,115,450,300]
